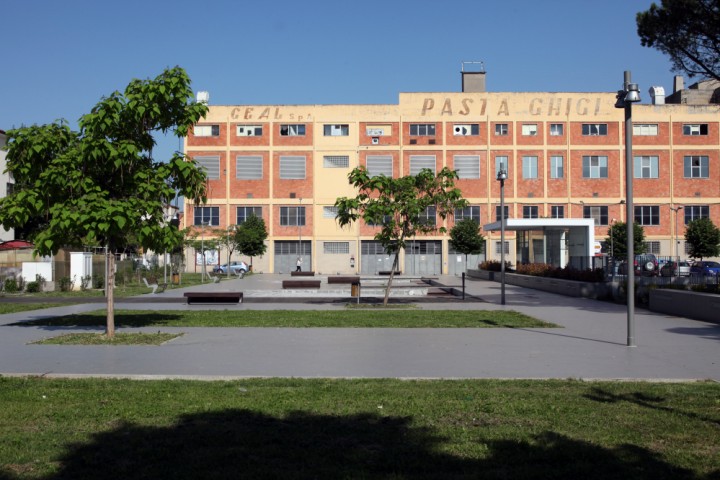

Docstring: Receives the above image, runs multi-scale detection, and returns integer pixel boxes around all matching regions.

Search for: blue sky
[1,0,676,162]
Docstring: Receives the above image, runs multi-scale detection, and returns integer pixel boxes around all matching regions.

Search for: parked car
[689,261,720,277]
[618,254,659,276]
[660,260,691,277]
[212,261,249,275]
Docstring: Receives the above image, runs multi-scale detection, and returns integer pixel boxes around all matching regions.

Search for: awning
[0,240,34,250]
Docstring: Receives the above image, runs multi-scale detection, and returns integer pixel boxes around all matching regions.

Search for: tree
[335,167,467,305]
[449,218,484,272]
[637,0,720,82]
[603,221,647,259]
[211,226,241,279]
[185,229,222,277]
[0,67,208,337]
[236,214,268,269]
[685,217,720,260]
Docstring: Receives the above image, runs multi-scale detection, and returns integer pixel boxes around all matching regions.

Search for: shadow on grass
[0,409,708,479]
[9,312,184,328]
[584,387,720,427]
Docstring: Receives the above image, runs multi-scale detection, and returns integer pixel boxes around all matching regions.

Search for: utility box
[70,252,92,291]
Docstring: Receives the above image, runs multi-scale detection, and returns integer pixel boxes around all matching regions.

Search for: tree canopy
[637,0,720,82]
[0,67,209,336]
[603,221,647,259]
[684,217,720,260]
[335,166,466,304]
[449,218,484,271]
[237,214,268,266]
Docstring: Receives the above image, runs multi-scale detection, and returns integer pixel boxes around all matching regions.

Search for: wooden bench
[290,271,315,276]
[183,292,243,304]
[282,280,321,289]
[327,276,360,284]
[378,271,401,276]
[142,277,167,294]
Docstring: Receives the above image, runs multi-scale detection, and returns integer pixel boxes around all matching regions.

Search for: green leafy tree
[449,218,484,272]
[685,217,720,260]
[637,0,720,82]
[335,166,467,305]
[237,214,268,269]
[185,229,222,276]
[210,226,241,278]
[603,221,647,259]
[0,67,208,337]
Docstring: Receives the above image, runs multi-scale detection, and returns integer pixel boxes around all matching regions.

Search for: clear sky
[1,0,677,163]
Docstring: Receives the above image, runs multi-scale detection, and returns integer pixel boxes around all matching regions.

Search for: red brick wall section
[569,150,622,198]
[359,122,400,147]
[229,123,271,147]
[273,123,314,147]
[187,123,227,147]
[444,122,487,146]
[272,204,313,238]
[446,150,487,199]
[272,151,314,199]
[515,122,544,146]
[402,122,443,146]
[228,151,270,199]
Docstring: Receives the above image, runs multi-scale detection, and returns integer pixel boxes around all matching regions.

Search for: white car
[213,261,249,276]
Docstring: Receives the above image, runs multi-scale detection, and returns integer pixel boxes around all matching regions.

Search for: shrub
[479,260,513,272]
[514,263,605,282]
[80,275,91,291]
[26,281,41,293]
[58,277,73,292]
[3,278,20,293]
[93,275,105,289]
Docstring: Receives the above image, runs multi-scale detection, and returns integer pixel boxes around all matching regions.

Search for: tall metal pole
[497,166,507,306]
[298,198,303,262]
[623,71,636,347]
[670,206,683,260]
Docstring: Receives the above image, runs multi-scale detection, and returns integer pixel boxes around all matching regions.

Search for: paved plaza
[0,274,718,381]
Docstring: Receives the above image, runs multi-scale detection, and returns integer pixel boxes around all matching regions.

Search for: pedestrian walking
[296,257,302,272]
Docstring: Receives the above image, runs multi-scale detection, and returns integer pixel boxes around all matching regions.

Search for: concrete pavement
[0,274,718,381]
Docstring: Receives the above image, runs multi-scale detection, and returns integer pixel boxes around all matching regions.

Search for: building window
[194,206,219,226]
[366,155,393,177]
[582,156,608,178]
[409,124,435,136]
[454,155,480,179]
[323,155,349,168]
[280,124,306,136]
[6,183,15,196]
[236,206,262,225]
[453,124,479,136]
[280,206,306,226]
[551,206,564,218]
[194,125,219,137]
[494,123,508,136]
[644,241,661,254]
[194,156,220,180]
[323,124,349,136]
[523,206,539,218]
[583,206,609,226]
[633,124,658,136]
[635,205,660,226]
[236,125,262,136]
[549,124,564,136]
[522,156,538,179]
[324,242,350,254]
[495,241,510,254]
[236,156,263,180]
[684,205,709,224]
[418,206,436,226]
[683,124,708,136]
[684,155,709,178]
[582,124,608,136]
[550,155,564,179]
[521,124,538,136]
[367,215,392,227]
[322,206,338,218]
[410,155,436,175]
[279,156,306,179]
[495,156,508,177]
[495,205,509,222]
[455,206,480,223]
[634,156,659,179]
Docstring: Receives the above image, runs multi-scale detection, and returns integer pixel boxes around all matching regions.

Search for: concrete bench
[327,276,360,284]
[378,271,401,276]
[282,280,321,289]
[290,271,315,276]
[183,292,243,304]
[142,278,167,294]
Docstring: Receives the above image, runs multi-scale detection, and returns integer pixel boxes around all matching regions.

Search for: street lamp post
[615,70,640,347]
[226,224,236,279]
[496,165,508,305]
[200,221,209,283]
[670,206,683,260]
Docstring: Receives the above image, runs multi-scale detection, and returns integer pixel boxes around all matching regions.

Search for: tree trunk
[106,253,115,338]
[383,252,400,306]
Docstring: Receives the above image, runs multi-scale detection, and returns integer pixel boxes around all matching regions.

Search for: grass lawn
[0,377,717,479]
[13,309,557,328]
[31,332,184,346]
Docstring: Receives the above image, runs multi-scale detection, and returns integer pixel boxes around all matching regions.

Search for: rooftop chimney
[673,76,684,94]
[649,86,665,105]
